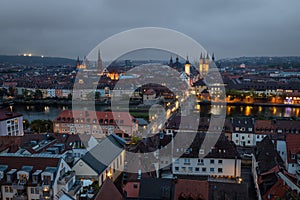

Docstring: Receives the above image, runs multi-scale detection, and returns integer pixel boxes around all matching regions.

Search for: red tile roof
[174,179,209,200]
[144,89,156,95]
[123,182,140,198]
[94,178,123,200]
[0,109,22,121]
[286,134,300,163]
[53,110,135,126]
[0,156,60,172]
[262,179,297,200]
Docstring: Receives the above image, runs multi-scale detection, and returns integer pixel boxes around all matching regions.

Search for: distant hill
[0,55,76,67]
[217,56,300,68]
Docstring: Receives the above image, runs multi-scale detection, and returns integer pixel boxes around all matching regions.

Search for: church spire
[98,49,103,69]
[169,56,173,67]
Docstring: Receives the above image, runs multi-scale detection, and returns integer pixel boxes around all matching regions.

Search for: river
[10,104,300,122]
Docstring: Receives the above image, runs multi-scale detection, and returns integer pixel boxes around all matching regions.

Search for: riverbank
[6,98,300,108]
[199,101,300,108]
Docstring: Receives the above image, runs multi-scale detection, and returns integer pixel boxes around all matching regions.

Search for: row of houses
[0,133,126,200]
[165,114,300,147]
[252,135,300,199]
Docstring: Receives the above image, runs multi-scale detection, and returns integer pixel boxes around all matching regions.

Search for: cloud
[0,0,299,58]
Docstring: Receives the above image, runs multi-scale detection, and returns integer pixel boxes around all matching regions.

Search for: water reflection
[10,104,300,122]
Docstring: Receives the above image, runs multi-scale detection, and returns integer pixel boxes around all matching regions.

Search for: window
[210,168,215,172]
[31,188,35,194]
[210,159,214,164]
[199,149,204,154]
[291,154,296,159]
[242,136,245,140]
[175,167,179,171]
[188,167,193,172]
[218,168,223,173]
[5,186,10,193]
[198,159,204,165]
[202,167,206,172]
[182,167,186,172]
[218,160,223,164]
[184,158,190,165]
[195,167,200,172]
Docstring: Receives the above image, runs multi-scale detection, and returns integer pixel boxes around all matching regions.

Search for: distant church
[168,53,215,86]
[76,49,104,70]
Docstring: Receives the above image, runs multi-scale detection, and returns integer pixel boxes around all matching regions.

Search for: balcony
[12,193,27,200]
[67,180,82,196]
[296,169,300,176]
[12,180,26,190]
[58,171,75,185]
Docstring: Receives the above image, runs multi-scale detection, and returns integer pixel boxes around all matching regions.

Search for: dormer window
[43,175,51,185]
[291,154,296,160]
[199,149,204,154]
[19,173,27,183]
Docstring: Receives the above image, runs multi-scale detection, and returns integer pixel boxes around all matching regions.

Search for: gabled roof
[255,136,285,174]
[262,179,290,200]
[285,134,300,163]
[0,109,22,121]
[173,133,241,159]
[80,134,125,175]
[94,178,123,200]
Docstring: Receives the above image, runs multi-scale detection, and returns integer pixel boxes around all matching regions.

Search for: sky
[0,0,299,59]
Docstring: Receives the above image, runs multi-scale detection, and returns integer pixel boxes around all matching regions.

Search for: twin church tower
[169,53,215,80]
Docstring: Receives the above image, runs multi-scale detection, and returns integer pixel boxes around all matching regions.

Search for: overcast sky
[0,0,299,59]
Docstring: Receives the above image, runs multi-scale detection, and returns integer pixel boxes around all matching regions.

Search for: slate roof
[139,178,174,200]
[174,132,241,159]
[80,134,125,175]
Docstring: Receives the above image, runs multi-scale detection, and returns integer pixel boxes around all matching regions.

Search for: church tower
[203,54,210,76]
[76,56,87,69]
[98,49,103,70]
[184,56,191,76]
[169,56,173,67]
[199,53,204,78]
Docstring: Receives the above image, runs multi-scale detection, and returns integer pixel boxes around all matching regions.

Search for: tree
[30,120,53,133]
[95,91,101,100]
[34,89,43,99]
[8,86,16,97]
[23,119,30,130]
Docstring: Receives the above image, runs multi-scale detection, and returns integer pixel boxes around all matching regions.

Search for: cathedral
[76,49,104,70]
[168,53,215,86]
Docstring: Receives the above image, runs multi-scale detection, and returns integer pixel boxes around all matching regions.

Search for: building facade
[0,110,24,136]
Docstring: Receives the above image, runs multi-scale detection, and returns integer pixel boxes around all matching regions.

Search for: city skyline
[0,0,299,59]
